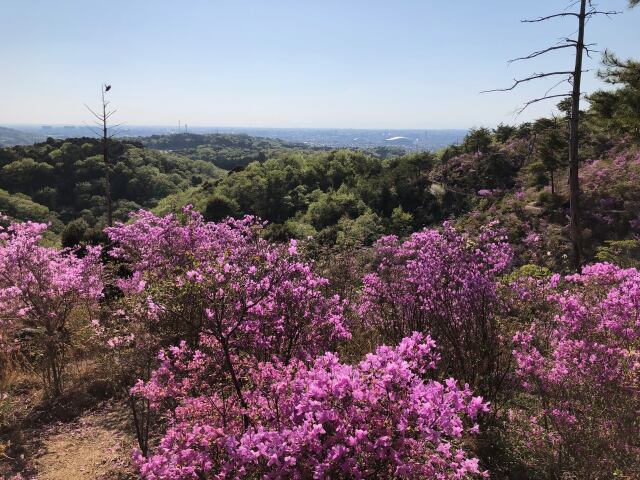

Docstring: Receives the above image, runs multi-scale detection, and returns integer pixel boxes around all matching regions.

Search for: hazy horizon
[1,123,469,131]
[1,0,638,129]
[0,124,468,151]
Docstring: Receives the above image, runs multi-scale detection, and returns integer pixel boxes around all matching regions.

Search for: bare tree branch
[107,122,127,138]
[84,104,103,121]
[586,10,622,17]
[584,46,599,59]
[522,12,579,23]
[516,94,572,115]
[522,8,619,23]
[509,44,575,63]
[482,71,574,93]
[82,121,102,137]
[564,1,581,12]
[544,77,571,97]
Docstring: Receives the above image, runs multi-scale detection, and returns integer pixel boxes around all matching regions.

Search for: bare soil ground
[1,360,138,479]
[34,400,136,479]
[1,399,136,479]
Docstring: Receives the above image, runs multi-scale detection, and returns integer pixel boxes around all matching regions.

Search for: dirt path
[26,401,136,479]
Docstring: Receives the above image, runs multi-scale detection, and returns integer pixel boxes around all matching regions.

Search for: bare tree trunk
[569,0,586,271]
[129,393,151,456]
[483,1,621,271]
[220,337,250,430]
[102,89,113,227]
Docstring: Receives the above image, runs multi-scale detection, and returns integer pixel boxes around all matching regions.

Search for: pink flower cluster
[511,263,640,474]
[135,332,489,479]
[0,220,102,336]
[357,222,512,394]
[103,207,349,363]
[513,263,640,390]
[359,222,511,331]
[580,148,640,234]
[94,209,492,478]
[0,217,103,394]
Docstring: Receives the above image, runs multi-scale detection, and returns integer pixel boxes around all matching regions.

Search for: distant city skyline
[0,124,468,151]
[1,0,638,129]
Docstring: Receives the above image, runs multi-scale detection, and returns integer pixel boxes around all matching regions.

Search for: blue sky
[0,0,638,129]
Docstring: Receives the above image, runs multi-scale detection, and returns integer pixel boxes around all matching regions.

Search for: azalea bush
[510,263,640,478]
[357,222,513,402]
[99,207,349,452]
[580,146,640,240]
[3,202,640,479]
[135,333,489,479]
[104,208,348,361]
[108,213,494,478]
[433,150,519,195]
[0,216,103,397]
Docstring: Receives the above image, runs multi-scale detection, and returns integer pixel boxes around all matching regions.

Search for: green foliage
[203,194,240,222]
[537,190,561,209]
[0,138,223,230]
[493,123,516,143]
[1,158,54,194]
[595,240,640,268]
[140,133,310,170]
[532,119,567,193]
[390,207,414,237]
[335,209,384,248]
[504,264,552,284]
[148,61,640,257]
[527,161,549,188]
[306,188,366,230]
[0,188,61,230]
[61,218,89,248]
[462,127,493,154]
[588,51,640,138]
[156,148,451,246]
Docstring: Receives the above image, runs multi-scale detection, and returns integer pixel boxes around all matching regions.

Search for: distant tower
[178,120,181,133]
[185,123,188,133]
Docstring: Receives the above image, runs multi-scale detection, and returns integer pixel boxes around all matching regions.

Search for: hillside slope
[0,137,223,233]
